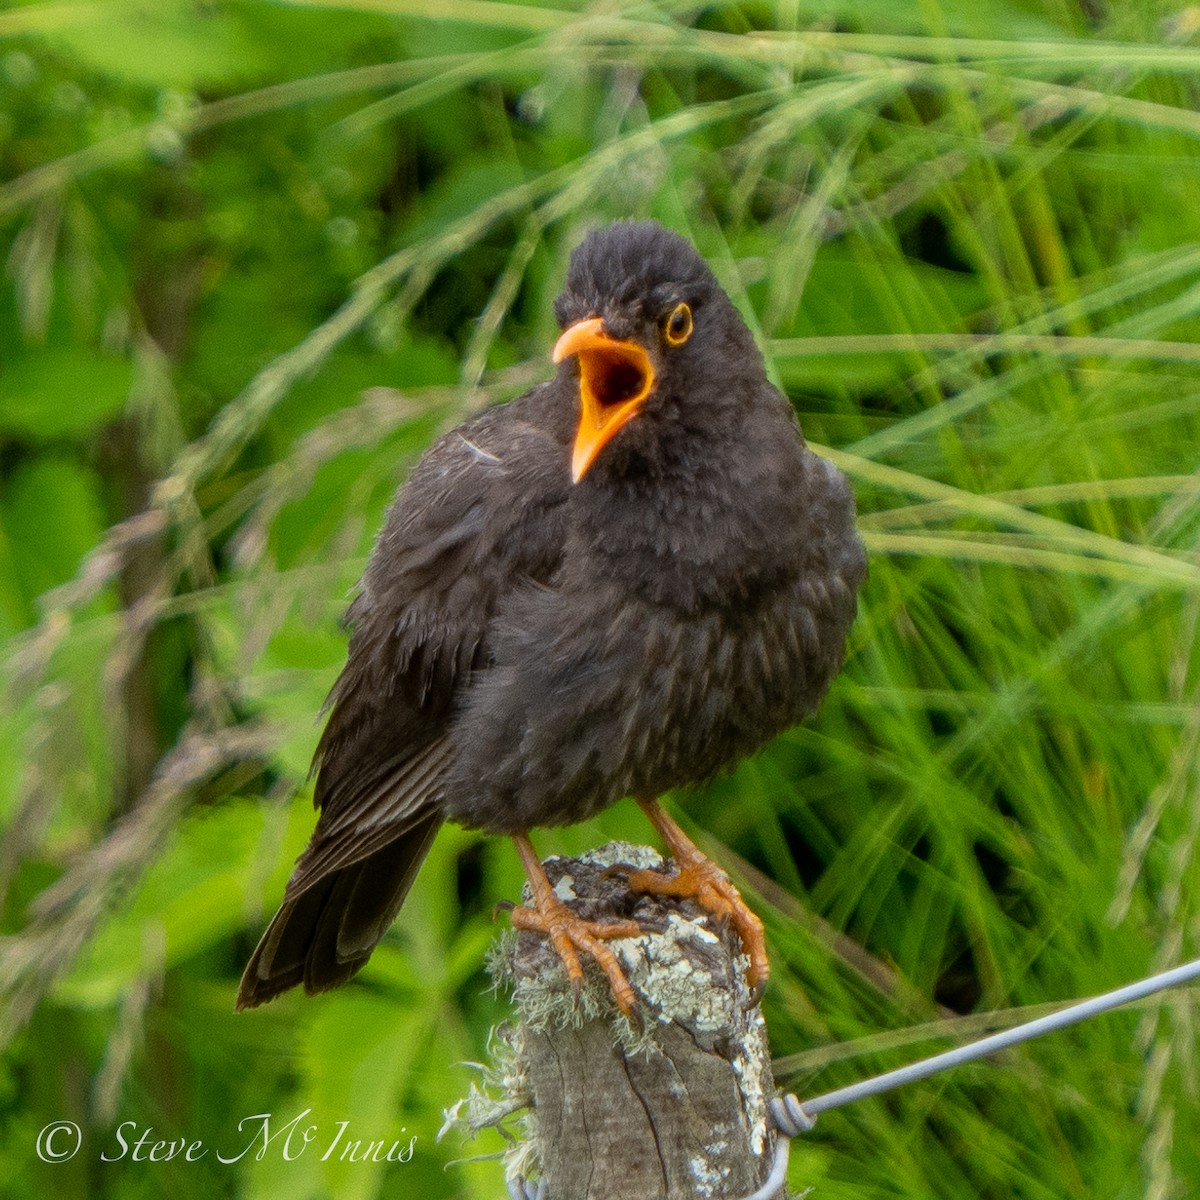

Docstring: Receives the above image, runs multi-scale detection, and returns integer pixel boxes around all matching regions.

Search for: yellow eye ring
[663,302,693,347]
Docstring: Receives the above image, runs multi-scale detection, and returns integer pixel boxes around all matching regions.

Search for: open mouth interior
[582,343,652,410]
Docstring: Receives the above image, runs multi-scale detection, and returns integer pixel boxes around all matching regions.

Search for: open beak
[553,317,655,483]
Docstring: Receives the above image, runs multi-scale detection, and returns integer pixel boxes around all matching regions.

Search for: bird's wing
[237,397,571,1007]
[297,399,571,893]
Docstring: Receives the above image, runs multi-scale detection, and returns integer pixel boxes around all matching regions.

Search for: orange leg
[624,798,769,995]
[508,834,644,1014]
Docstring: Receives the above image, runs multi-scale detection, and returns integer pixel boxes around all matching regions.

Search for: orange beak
[553,317,655,483]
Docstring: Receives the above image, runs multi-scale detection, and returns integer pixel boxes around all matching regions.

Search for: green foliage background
[2,1,1200,1197]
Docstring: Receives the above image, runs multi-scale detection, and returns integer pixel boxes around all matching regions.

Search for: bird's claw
[599,862,635,882]
[508,899,643,1015]
[742,975,767,1010]
[624,857,770,996]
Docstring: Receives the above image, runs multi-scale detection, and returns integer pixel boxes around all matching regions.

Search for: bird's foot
[509,898,643,1014]
[618,852,769,998]
[627,798,770,998]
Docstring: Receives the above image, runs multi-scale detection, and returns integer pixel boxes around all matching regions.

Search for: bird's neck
[569,414,807,614]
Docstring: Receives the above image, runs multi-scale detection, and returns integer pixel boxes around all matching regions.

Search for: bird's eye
[663,302,693,347]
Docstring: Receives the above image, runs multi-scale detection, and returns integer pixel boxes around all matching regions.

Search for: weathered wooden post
[449,842,786,1200]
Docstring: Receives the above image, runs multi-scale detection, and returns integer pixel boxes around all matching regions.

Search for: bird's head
[552,220,762,483]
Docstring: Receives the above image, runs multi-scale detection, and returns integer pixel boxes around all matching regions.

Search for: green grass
[2,2,1200,1198]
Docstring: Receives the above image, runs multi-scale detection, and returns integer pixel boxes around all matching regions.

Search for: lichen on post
[448,841,786,1200]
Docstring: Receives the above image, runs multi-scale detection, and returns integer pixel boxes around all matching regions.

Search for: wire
[736,957,1200,1200]
[507,1175,546,1200]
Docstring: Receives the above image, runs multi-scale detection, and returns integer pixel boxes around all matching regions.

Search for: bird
[236,219,866,1013]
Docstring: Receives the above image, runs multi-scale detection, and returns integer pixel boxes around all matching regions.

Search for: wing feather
[238,396,570,1006]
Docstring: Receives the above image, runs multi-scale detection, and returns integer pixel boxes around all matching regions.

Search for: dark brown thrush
[237,220,866,1012]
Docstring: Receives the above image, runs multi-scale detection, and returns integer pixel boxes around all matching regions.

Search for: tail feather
[236,813,442,1010]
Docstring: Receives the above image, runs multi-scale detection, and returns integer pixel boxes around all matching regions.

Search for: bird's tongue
[553,317,655,482]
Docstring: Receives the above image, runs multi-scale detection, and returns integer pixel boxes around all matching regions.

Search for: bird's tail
[236,812,443,1010]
